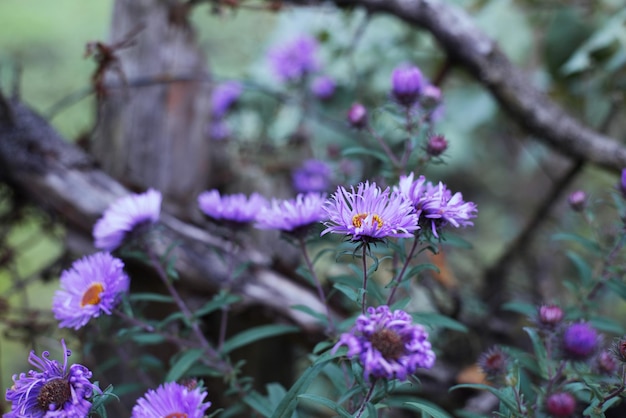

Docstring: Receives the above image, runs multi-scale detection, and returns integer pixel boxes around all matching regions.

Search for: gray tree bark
[90,0,213,219]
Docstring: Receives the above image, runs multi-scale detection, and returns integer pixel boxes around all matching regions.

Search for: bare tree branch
[335,0,626,172]
[0,96,329,333]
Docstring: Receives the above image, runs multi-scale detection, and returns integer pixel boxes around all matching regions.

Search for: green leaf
[221,324,299,354]
[291,304,328,324]
[243,391,273,418]
[270,351,339,418]
[412,313,468,333]
[450,384,518,412]
[342,146,389,163]
[333,283,359,303]
[297,394,352,417]
[194,292,241,318]
[165,348,204,382]
[397,263,440,284]
[501,301,537,318]
[523,327,549,379]
[589,315,624,334]
[551,233,601,254]
[565,250,593,286]
[403,400,453,418]
[130,333,165,345]
[129,293,174,304]
[605,278,626,300]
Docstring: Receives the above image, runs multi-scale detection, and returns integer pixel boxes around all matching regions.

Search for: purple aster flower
[255,193,327,237]
[538,304,564,329]
[198,190,268,226]
[211,81,242,118]
[268,35,319,83]
[396,173,477,238]
[52,252,130,330]
[562,322,598,361]
[292,159,333,193]
[93,189,162,251]
[425,134,448,157]
[310,75,336,100]
[333,305,435,381]
[620,169,626,198]
[391,65,425,107]
[209,118,231,141]
[568,190,587,212]
[5,339,96,417]
[322,181,419,243]
[131,381,211,418]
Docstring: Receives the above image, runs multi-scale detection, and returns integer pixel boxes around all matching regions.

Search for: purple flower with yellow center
[255,193,327,238]
[211,80,242,118]
[93,189,162,251]
[396,173,477,238]
[333,305,435,381]
[198,190,268,226]
[322,181,419,243]
[131,381,211,418]
[310,75,336,100]
[391,65,425,107]
[292,159,333,193]
[268,35,319,83]
[5,340,96,417]
[52,252,130,330]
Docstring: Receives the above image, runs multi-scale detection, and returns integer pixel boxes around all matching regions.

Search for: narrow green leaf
[194,292,241,318]
[551,233,601,254]
[333,283,359,303]
[131,333,165,345]
[243,391,273,418]
[270,351,339,418]
[129,293,174,304]
[501,301,536,317]
[523,327,549,379]
[412,313,468,333]
[342,146,389,163]
[165,348,204,382]
[404,401,453,418]
[565,250,593,287]
[221,324,299,354]
[450,384,518,411]
[297,394,352,417]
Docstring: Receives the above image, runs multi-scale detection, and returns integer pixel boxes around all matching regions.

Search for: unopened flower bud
[546,392,576,417]
[610,336,626,363]
[426,134,448,157]
[538,304,564,328]
[311,76,336,100]
[391,65,424,107]
[477,346,508,380]
[597,351,618,375]
[563,322,598,361]
[420,84,442,109]
[347,103,368,129]
[568,190,586,212]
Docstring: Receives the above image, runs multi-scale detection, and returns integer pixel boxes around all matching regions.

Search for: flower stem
[354,380,377,418]
[145,245,220,360]
[362,244,368,314]
[387,237,419,305]
[299,237,335,334]
[366,125,401,168]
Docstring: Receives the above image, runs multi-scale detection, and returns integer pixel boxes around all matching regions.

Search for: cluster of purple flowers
[391,64,444,119]
[268,35,336,100]
[198,189,268,227]
[334,305,435,381]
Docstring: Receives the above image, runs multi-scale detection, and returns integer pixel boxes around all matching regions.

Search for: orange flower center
[165,414,188,418]
[352,213,383,229]
[370,329,405,360]
[81,283,104,307]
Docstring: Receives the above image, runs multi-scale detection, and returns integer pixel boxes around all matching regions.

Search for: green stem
[386,237,419,305]
[362,244,368,314]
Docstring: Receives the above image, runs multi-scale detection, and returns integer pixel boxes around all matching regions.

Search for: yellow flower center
[165,414,188,418]
[81,283,104,307]
[352,213,383,229]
